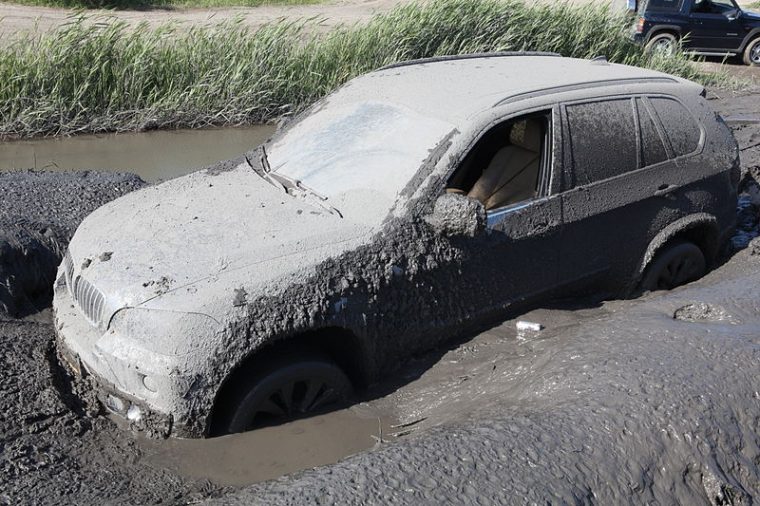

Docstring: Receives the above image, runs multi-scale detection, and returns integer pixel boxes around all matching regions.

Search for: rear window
[648,97,701,158]
[565,99,638,188]
[643,0,683,12]
[636,98,668,168]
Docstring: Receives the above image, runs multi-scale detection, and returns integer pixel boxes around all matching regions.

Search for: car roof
[330,54,693,123]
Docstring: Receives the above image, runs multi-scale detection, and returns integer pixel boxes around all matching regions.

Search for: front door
[443,108,563,317]
[688,0,745,50]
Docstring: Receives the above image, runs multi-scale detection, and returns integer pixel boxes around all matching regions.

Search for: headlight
[100,307,219,359]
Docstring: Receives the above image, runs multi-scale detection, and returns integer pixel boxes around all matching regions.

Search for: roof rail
[378,51,561,71]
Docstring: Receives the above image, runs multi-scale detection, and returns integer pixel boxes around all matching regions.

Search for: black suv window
[645,0,683,12]
[692,0,737,14]
[648,97,701,157]
[636,98,668,168]
[565,99,638,188]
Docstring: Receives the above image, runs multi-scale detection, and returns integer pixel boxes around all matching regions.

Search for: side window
[646,0,683,12]
[636,98,668,168]
[565,99,637,189]
[648,97,701,157]
[692,0,736,14]
[446,112,550,211]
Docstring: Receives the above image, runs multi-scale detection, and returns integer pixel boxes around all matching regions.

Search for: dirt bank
[0,171,145,317]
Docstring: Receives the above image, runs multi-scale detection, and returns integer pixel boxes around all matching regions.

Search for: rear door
[556,96,683,295]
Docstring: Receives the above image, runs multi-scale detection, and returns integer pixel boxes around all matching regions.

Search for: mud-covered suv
[633,0,760,65]
[54,53,739,438]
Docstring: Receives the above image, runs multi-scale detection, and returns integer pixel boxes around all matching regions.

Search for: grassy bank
[1,0,315,9]
[0,0,726,138]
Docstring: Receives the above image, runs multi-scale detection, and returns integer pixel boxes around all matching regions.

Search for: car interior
[446,115,548,211]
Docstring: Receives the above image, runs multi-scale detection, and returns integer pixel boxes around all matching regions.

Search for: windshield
[266,100,455,200]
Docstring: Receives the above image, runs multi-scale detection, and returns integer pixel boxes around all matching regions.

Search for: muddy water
[0,125,276,182]
[139,407,396,487]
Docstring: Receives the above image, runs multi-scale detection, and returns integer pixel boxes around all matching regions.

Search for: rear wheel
[744,37,760,66]
[645,32,678,56]
[640,239,706,292]
[212,351,353,436]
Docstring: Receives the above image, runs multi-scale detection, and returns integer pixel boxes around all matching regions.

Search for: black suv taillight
[636,17,646,33]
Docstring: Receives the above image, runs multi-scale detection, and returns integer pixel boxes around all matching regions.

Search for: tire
[211,351,353,436]
[645,32,678,56]
[640,239,706,292]
[743,37,760,67]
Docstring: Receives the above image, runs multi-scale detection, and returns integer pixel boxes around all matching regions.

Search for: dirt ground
[0,0,756,41]
[0,0,635,41]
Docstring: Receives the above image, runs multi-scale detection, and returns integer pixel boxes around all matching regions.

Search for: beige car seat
[467,119,543,210]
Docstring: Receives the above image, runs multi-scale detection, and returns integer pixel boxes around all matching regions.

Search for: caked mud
[0,86,759,504]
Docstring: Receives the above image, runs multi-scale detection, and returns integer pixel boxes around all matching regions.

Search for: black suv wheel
[645,32,678,55]
[744,37,760,66]
[640,239,706,292]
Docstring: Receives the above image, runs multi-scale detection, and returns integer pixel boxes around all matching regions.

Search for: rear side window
[648,97,701,157]
[565,99,638,188]
[644,0,683,12]
[636,98,668,168]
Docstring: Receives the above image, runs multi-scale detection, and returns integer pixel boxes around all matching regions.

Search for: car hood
[744,10,760,20]
[65,161,377,323]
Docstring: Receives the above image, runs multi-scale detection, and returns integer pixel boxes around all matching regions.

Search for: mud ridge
[0,170,146,317]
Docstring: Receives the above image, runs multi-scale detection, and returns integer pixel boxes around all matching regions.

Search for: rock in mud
[673,302,732,323]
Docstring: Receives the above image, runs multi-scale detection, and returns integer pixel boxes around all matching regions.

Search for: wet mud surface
[216,250,760,504]
[0,87,759,504]
[0,125,275,182]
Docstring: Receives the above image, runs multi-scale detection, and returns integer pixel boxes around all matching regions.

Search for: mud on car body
[53,53,739,438]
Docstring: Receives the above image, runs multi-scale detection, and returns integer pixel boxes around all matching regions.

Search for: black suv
[632,0,760,65]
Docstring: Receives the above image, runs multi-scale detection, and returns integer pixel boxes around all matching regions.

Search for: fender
[739,28,760,52]
[645,25,684,44]
[636,213,719,281]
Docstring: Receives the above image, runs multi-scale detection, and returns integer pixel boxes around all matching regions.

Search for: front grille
[72,276,106,327]
[63,250,105,328]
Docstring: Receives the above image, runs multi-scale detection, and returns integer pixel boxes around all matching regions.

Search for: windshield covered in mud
[265,100,454,200]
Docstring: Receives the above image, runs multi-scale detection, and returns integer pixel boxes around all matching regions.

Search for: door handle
[654,183,678,197]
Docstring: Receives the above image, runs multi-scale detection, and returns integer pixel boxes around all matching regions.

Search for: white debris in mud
[516,321,543,334]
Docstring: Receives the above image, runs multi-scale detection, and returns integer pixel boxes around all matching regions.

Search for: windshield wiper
[247,147,343,218]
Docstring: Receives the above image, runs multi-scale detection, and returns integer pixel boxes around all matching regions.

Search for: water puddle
[0,125,276,182]
[138,406,396,487]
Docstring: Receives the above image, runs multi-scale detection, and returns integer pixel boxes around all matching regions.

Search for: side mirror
[425,193,486,237]
[727,9,740,20]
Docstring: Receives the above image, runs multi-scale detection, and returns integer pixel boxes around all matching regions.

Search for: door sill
[685,50,738,57]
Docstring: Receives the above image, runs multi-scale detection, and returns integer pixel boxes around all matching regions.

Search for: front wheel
[211,352,354,436]
[645,32,678,56]
[743,37,760,66]
[639,239,706,292]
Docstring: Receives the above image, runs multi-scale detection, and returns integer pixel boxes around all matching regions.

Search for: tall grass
[0,0,727,139]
